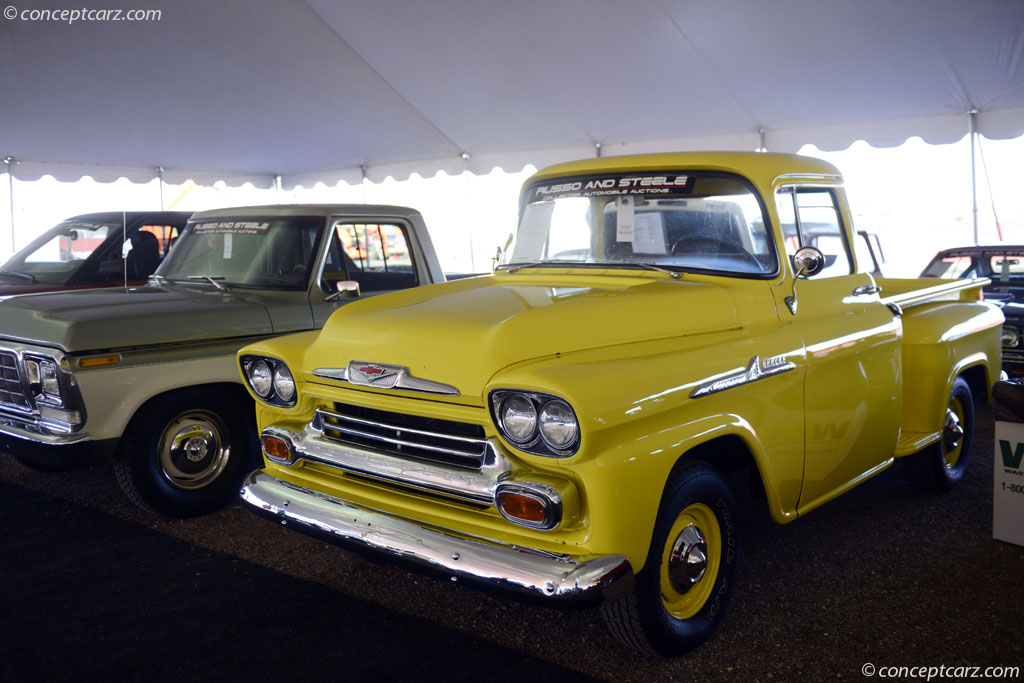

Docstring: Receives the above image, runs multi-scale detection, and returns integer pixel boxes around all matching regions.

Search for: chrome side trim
[240,470,634,605]
[312,361,459,396]
[312,367,348,381]
[266,425,511,505]
[690,355,797,399]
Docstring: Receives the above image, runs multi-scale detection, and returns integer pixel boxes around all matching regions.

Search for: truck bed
[877,277,989,309]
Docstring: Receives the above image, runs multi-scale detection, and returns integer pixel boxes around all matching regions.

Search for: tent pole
[274,175,283,204]
[968,109,978,245]
[595,142,602,158]
[4,156,13,254]
[360,165,368,204]
[156,166,165,210]
[758,128,768,153]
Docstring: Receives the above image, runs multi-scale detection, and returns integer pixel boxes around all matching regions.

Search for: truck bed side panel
[897,301,1002,441]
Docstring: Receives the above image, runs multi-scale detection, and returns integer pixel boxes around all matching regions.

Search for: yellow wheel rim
[660,502,721,620]
[942,396,965,469]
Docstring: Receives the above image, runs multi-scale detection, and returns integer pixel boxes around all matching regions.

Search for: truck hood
[0,284,276,352]
[306,273,742,399]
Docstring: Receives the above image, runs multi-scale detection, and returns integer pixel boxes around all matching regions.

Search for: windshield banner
[193,221,270,234]
[526,174,693,202]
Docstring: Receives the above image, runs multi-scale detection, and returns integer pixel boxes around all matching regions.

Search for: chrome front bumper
[239,469,634,606]
[0,414,92,446]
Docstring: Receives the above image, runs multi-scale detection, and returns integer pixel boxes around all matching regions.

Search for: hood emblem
[349,362,402,386]
[312,361,460,396]
[690,355,796,399]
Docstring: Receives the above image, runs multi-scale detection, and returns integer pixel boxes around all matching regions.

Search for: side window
[120,225,180,280]
[921,256,972,278]
[853,233,876,274]
[139,225,181,258]
[775,188,852,279]
[320,222,418,294]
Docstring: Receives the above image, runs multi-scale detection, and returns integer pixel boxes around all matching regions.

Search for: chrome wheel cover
[667,524,708,594]
[942,404,966,470]
[158,409,231,490]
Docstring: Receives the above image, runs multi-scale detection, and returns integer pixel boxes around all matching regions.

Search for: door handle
[852,284,882,296]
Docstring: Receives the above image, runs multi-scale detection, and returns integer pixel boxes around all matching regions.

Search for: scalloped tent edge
[5,107,1022,191]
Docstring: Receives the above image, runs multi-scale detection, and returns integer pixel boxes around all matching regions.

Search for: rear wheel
[113,388,258,517]
[903,376,974,492]
[601,460,739,656]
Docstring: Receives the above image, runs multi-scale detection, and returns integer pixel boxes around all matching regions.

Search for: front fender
[489,335,805,568]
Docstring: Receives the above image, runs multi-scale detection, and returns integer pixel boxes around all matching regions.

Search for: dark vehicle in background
[0,211,190,296]
[921,245,1024,375]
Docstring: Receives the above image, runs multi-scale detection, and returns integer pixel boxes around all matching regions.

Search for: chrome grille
[0,352,30,412]
[316,402,488,469]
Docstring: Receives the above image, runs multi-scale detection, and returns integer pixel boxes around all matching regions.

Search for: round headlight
[1002,325,1019,348]
[538,399,578,450]
[501,394,537,443]
[273,364,295,402]
[248,360,273,397]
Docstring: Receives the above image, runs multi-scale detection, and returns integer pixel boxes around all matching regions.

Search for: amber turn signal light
[261,435,291,462]
[79,354,121,368]
[497,490,548,524]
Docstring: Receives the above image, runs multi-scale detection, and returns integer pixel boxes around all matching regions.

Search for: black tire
[113,388,258,517]
[903,376,974,492]
[601,459,740,656]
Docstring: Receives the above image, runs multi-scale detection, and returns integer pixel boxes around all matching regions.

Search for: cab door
[309,218,422,327]
[774,186,903,512]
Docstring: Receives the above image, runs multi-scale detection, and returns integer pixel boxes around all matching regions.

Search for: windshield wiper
[593,261,684,280]
[501,260,683,279]
[0,270,36,283]
[185,274,230,292]
[500,260,589,274]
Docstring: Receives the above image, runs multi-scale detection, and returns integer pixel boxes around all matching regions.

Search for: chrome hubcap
[667,525,708,593]
[158,410,231,490]
[943,408,964,451]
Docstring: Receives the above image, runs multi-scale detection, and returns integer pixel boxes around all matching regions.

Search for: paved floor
[1,402,1022,682]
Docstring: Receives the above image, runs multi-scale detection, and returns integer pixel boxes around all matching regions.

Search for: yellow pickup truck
[237,152,1002,656]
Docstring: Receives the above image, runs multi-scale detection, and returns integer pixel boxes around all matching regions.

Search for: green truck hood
[0,284,276,352]
[306,272,740,398]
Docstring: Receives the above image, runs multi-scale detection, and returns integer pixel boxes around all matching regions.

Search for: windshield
[922,251,1024,284]
[158,217,324,289]
[502,171,776,277]
[0,219,121,285]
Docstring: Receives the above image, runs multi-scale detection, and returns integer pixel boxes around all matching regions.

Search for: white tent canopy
[2,0,1022,188]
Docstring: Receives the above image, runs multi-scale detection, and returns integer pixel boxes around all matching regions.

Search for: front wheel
[601,460,740,656]
[113,388,258,517]
[903,376,974,492]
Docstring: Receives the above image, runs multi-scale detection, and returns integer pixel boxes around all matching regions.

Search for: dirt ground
[2,402,1022,682]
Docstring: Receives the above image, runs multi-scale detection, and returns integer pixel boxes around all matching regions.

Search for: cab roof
[526,151,842,191]
[191,204,422,220]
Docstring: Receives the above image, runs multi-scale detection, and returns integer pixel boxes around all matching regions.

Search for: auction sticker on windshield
[193,221,270,234]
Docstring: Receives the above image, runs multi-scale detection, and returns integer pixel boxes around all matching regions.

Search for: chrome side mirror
[785,247,825,315]
[325,280,360,301]
[792,246,825,278]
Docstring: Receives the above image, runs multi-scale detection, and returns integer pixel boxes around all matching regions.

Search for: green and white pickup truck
[0,204,444,516]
